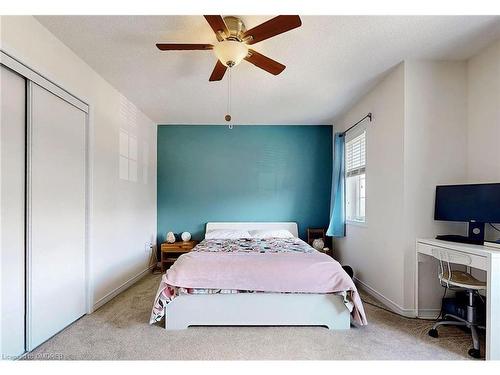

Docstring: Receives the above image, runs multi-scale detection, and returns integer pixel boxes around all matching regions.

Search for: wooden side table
[160,240,198,272]
[307,228,326,246]
[307,228,333,257]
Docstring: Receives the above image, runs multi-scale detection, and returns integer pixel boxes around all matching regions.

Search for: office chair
[427,248,486,359]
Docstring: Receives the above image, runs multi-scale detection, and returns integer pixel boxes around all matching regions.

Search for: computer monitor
[434,183,500,244]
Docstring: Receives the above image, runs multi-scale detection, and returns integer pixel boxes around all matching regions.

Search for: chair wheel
[468,348,481,359]
[428,328,439,338]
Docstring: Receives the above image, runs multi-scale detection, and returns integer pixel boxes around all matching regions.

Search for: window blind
[345,131,366,177]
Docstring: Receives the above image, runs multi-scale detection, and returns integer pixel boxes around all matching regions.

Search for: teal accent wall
[157,125,332,241]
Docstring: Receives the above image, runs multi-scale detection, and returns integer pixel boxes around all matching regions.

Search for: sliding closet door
[29,83,86,349]
[1,66,26,358]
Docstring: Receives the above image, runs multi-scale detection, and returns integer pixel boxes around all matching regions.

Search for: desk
[416,238,500,360]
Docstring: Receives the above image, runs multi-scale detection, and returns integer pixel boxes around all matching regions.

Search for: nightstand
[307,228,326,246]
[307,228,333,257]
[160,240,198,272]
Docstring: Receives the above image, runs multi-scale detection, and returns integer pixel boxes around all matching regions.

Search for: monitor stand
[436,222,485,245]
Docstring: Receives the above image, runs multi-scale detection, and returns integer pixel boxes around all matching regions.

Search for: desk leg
[487,253,500,360]
[415,251,420,317]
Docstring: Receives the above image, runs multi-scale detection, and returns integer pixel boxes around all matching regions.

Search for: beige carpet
[26,273,484,360]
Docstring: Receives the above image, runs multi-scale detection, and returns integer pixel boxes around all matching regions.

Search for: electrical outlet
[145,241,152,254]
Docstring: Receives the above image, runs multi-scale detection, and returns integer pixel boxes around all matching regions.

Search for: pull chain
[225,68,233,129]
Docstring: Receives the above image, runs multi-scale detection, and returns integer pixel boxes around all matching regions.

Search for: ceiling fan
[156,15,302,81]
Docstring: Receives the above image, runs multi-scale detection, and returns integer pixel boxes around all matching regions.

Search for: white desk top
[418,238,500,257]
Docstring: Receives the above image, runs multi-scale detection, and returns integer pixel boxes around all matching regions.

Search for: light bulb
[213,40,248,67]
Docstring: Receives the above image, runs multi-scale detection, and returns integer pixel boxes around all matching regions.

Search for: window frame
[344,124,367,226]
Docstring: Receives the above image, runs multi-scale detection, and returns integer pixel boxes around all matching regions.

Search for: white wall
[0,16,157,310]
[467,39,500,183]
[335,38,500,313]
[402,61,469,309]
[467,39,500,241]
[334,63,407,310]
[334,60,470,313]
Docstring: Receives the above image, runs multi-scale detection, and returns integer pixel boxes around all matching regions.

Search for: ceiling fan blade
[243,16,302,45]
[204,15,229,39]
[244,50,286,75]
[156,43,213,51]
[209,60,228,81]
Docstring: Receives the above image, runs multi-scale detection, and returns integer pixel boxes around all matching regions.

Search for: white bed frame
[164,222,351,330]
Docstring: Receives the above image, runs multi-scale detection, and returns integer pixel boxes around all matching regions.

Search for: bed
[150,222,366,330]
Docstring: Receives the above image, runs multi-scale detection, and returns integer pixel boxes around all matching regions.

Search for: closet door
[28,83,86,349]
[1,66,26,358]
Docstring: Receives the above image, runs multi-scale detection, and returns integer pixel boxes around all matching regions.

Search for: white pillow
[249,229,295,239]
[205,229,252,240]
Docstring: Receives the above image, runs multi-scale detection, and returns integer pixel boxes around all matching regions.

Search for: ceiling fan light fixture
[213,40,248,67]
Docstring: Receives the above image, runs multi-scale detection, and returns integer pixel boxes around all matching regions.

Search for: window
[345,131,366,223]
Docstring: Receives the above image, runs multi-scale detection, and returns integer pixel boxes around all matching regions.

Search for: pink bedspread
[151,249,367,325]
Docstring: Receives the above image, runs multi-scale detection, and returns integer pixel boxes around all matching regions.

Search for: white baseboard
[416,309,441,320]
[91,264,155,312]
[354,277,417,318]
